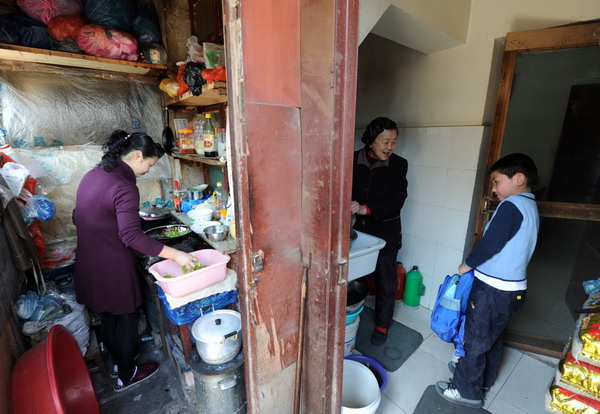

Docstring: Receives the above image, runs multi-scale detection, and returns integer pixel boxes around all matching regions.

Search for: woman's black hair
[98,130,165,171]
[361,117,398,146]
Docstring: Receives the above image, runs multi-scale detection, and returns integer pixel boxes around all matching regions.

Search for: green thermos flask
[403,265,425,309]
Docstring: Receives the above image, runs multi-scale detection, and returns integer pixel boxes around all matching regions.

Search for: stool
[84,330,108,378]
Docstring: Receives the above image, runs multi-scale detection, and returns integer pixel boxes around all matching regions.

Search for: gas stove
[138,216,211,269]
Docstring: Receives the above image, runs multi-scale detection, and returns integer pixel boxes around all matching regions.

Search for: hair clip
[124,133,132,140]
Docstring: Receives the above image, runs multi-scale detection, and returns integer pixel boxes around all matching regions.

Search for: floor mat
[354,306,423,372]
[414,385,492,413]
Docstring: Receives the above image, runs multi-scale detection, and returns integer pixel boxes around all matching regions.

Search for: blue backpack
[430,271,474,357]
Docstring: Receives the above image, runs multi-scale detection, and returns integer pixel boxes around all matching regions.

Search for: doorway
[477,22,600,352]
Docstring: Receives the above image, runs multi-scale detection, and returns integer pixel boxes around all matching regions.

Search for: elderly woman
[351,117,408,345]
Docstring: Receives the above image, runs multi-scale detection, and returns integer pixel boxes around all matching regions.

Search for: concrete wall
[356,0,600,128]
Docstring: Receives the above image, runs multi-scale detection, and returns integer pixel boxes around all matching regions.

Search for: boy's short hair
[489,153,538,187]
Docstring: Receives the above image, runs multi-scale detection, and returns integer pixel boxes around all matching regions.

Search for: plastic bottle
[192,115,205,155]
[214,181,227,219]
[395,262,407,301]
[403,265,425,309]
[203,114,217,157]
[173,180,182,212]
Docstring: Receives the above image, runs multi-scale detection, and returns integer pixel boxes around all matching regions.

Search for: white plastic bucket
[344,315,360,356]
[342,359,381,413]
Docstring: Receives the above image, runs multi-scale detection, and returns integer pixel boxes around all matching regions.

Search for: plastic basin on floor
[344,354,388,391]
[11,325,99,414]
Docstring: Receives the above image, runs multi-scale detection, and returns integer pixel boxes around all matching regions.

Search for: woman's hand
[158,246,196,270]
[172,250,196,270]
[351,201,368,215]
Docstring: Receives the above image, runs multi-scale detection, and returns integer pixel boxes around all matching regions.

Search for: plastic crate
[148,249,230,297]
[156,285,237,326]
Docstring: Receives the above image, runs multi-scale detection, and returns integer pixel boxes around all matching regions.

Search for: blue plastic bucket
[345,305,364,324]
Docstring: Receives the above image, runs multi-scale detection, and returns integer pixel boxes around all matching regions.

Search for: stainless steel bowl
[204,224,229,242]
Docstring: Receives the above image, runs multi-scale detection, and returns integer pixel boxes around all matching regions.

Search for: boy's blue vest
[430,270,475,356]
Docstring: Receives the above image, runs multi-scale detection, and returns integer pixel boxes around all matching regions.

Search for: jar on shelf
[177,128,195,154]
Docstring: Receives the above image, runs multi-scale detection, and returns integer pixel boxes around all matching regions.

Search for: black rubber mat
[414,385,492,413]
[355,306,423,372]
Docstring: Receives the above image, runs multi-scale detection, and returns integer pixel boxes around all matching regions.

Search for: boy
[436,153,540,408]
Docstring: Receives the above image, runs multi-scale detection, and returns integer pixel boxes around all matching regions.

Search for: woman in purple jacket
[73,130,195,392]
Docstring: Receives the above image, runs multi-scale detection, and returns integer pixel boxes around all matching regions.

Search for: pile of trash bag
[15,287,90,355]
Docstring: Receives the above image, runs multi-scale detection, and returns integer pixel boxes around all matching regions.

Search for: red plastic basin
[11,325,99,414]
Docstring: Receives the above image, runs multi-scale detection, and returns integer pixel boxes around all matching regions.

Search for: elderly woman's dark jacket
[352,148,408,255]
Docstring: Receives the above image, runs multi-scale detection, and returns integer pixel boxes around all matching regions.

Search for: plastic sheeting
[8,146,171,240]
[0,70,163,148]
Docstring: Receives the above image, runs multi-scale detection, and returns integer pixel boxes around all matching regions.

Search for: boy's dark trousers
[452,277,526,400]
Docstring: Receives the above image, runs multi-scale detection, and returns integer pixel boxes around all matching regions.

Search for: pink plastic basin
[11,325,99,414]
[149,249,230,297]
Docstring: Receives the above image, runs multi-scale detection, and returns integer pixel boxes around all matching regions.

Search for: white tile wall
[353,125,488,310]
[396,125,488,310]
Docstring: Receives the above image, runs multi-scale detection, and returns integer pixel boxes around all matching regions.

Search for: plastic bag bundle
[132,3,162,48]
[16,0,83,25]
[76,24,138,61]
[159,78,179,98]
[142,43,167,65]
[15,291,40,319]
[571,292,600,367]
[25,195,56,222]
[184,62,207,96]
[0,162,29,198]
[47,15,85,41]
[0,15,51,48]
[202,67,226,83]
[186,36,204,63]
[53,300,89,355]
[83,0,135,32]
[51,38,82,53]
[203,42,225,69]
[29,295,64,322]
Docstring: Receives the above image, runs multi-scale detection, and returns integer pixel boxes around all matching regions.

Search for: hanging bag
[430,270,474,356]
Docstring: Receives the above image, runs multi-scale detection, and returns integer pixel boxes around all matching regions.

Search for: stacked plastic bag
[15,285,90,356]
[5,0,165,63]
[547,288,600,413]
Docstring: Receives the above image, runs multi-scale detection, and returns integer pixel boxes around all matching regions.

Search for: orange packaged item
[177,129,195,154]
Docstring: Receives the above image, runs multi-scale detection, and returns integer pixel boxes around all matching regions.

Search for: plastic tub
[149,249,230,297]
[11,325,99,414]
[344,315,360,356]
[348,231,386,281]
[344,354,388,391]
[341,359,381,413]
[345,305,364,324]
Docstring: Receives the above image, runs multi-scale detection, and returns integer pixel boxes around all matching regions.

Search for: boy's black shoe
[370,329,387,345]
[436,381,484,408]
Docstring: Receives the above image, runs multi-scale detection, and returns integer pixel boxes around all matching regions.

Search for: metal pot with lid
[139,205,172,221]
[191,310,242,365]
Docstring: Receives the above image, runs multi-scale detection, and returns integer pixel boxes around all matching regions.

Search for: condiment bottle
[177,128,195,154]
[173,180,182,212]
[203,114,217,157]
[214,181,227,219]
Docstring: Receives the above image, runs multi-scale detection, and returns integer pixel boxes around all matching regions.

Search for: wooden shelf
[171,152,226,166]
[0,43,167,76]
[165,81,227,107]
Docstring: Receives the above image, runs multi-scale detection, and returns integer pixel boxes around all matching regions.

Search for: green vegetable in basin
[182,260,207,274]
[163,274,175,278]
[166,231,188,238]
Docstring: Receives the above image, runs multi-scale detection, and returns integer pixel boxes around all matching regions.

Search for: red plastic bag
[176,64,189,95]
[76,24,138,61]
[47,15,85,41]
[17,0,83,25]
[201,66,226,83]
